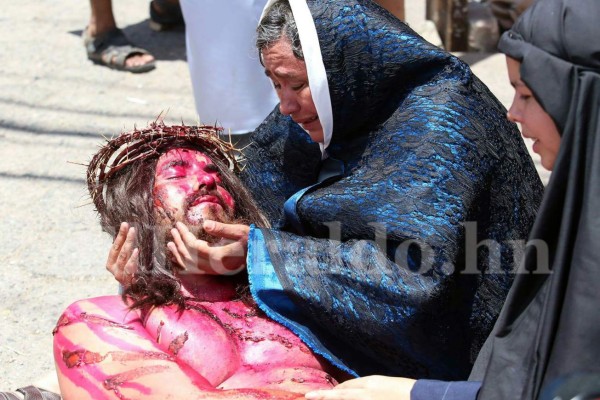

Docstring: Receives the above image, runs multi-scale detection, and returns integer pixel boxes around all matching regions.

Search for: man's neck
[177,274,242,302]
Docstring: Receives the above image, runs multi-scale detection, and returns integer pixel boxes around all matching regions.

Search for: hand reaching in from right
[167,221,249,276]
[106,220,250,285]
[304,376,415,400]
[106,222,139,286]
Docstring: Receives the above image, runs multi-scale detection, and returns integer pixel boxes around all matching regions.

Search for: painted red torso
[143,298,334,391]
[53,278,336,399]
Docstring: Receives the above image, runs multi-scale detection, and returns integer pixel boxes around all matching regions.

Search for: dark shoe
[149,0,184,31]
[83,28,156,73]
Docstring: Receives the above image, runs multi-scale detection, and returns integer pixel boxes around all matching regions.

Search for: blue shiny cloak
[241,0,543,380]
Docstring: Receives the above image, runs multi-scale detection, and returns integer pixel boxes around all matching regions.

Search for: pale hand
[106,222,139,286]
[304,376,416,400]
[168,221,250,275]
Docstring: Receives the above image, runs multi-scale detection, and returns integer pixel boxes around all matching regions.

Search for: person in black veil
[107,0,542,383]
[305,0,600,398]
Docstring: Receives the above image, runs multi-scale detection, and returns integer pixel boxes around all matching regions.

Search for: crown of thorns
[87,121,240,214]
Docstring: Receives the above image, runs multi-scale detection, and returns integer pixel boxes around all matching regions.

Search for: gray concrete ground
[0,0,548,393]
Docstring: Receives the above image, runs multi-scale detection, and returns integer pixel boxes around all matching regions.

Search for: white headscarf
[260,0,333,157]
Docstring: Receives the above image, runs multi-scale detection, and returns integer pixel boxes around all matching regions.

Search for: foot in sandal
[83,26,156,73]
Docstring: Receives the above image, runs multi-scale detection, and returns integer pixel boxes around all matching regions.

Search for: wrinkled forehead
[155,148,213,173]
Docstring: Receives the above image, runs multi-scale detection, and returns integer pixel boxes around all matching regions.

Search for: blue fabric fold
[283,157,345,235]
[247,226,358,377]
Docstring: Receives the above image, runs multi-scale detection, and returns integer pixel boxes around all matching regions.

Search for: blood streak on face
[153,148,235,228]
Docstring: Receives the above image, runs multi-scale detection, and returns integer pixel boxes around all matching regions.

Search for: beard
[184,190,232,229]
[151,188,239,274]
[154,188,236,246]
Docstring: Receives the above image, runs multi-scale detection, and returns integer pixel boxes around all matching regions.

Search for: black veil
[472,0,600,398]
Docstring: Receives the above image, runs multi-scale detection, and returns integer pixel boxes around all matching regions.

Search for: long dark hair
[99,141,268,310]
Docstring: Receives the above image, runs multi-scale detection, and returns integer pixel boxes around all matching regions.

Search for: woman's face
[506,56,561,171]
[262,38,324,143]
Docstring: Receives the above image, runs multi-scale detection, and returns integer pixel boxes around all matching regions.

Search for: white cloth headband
[260,0,333,157]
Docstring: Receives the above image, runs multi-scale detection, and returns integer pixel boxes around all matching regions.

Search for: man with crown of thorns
[52,122,340,400]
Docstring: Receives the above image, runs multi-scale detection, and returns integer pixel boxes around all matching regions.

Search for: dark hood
[307,0,453,144]
[498,0,600,132]
[474,1,600,398]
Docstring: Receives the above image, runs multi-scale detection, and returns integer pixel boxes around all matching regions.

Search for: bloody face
[153,148,235,232]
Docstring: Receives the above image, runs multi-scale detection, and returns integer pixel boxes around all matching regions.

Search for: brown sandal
[83,28,156,73]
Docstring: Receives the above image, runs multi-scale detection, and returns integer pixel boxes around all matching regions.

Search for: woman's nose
[279,91,300,116]
[506,110,516,122]
[507,98,520,123]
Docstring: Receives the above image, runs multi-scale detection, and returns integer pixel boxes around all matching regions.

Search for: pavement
[0,0,549,393]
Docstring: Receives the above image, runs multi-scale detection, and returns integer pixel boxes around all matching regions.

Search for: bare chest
[143,299,333,391]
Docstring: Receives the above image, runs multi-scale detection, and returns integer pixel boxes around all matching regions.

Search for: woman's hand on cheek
[304,376,415,400]
[168,221,249,275]
[106,222,139,286]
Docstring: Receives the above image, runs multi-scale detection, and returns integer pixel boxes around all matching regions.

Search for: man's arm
[53,295,302,399]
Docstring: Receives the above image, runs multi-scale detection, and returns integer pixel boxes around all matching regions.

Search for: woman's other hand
[106,222,139,286]
[304,376,415,400]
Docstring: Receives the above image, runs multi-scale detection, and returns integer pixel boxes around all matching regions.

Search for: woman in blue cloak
[234,0,542,380]
[112,0,543,382]
[306,0,600,398]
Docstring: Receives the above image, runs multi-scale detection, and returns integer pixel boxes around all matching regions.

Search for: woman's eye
[270,80,281,89]
[292,83,305,91]
[517,90,532,101]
